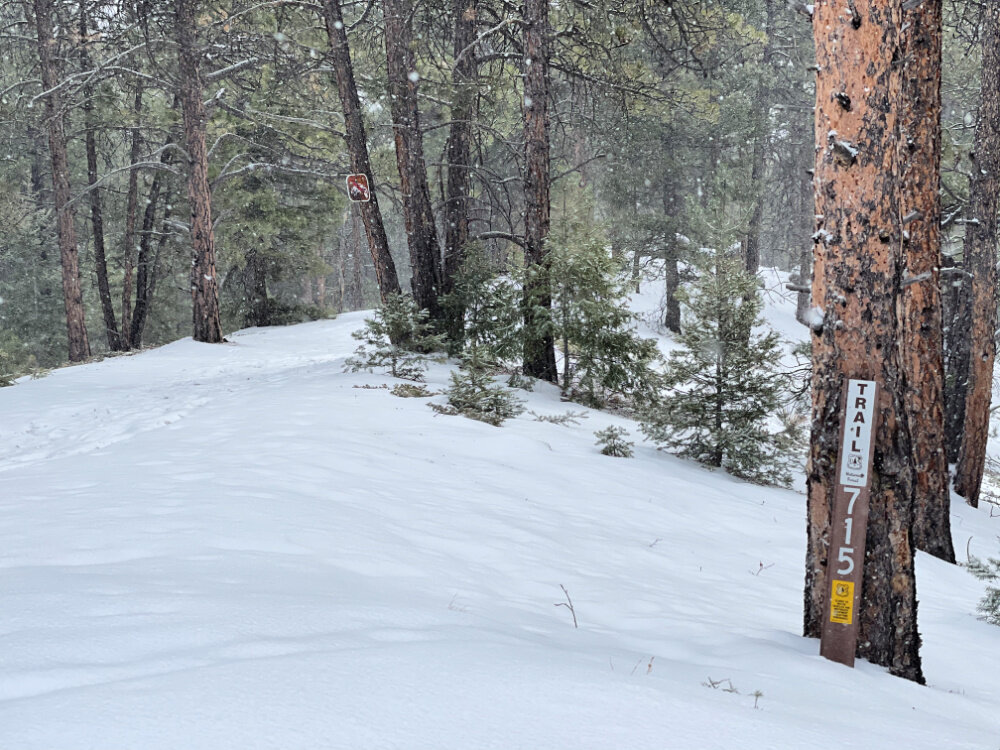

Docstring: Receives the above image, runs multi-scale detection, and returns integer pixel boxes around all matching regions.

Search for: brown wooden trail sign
[820,379,879,668]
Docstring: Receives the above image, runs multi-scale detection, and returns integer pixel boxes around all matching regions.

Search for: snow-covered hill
[1,283,999,749]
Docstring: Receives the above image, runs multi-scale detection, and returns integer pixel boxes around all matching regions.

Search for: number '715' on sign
[820,379,878,668]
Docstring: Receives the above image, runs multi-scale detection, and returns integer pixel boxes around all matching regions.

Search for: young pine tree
[547,222,662,408]
[640,252,794,485]
[346,293,445,381]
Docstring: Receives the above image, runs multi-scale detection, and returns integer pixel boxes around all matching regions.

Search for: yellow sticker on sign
[829,580,854,624]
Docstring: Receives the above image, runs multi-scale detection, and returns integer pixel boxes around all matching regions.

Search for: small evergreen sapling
[431,348,525,426]
[967,553,1000,625]
[594,426,634,457]
[345,294,445,381]
[546,221,663,408]
[639,253,796,485]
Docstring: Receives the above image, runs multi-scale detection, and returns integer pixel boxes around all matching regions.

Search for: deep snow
[1,280,999,749]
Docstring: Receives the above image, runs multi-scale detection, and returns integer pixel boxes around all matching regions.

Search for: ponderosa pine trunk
[521,0,557,382]
[899,0,954,561]
[319,0,401,303]
[175,0,223,343]
[79,1,122,352]
[663,180,681,333]
[33,0,90,362]
[954,4,1000,507]
[383,0,443,318]
[443,0,477,342]
[804,0,923,683]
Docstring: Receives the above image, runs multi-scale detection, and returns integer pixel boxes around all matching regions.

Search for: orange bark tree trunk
[175,0,223,343]
[899,0,954,561]
[804,0,923,683]
[954,4,1000,507]
[33,0,91,362]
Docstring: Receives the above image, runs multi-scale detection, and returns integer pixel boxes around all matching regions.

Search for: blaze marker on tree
[346,174,371,202]
[820,378,879,668]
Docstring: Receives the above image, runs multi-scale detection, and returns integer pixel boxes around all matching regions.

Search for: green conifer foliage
[345,294,445,381]
[639,252,794,485]
[547,223,662,408]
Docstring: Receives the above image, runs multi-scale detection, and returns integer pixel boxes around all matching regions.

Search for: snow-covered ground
[1,281,999,749]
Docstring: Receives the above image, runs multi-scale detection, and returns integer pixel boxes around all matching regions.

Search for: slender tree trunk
[130,145,174,348]
[663,179,681,333]
[521,0,557,382]
[899,0,954,561]
[175,0,223,343]
[744,0,775,277]
[383,0,443,318]
[352,207,364,308]
[443,0,478,342]
[120,78,145,349]
[79,1,121,352]
[319,0,401,303]
[246,249,270,327]
[805,0,923,683]
[955,5,1000,507]
[33,0,90,362]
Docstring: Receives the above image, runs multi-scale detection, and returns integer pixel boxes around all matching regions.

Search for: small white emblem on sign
[839,379,877,487]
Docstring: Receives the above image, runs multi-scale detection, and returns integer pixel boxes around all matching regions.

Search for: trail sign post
[346,174,371,202]
[820,378,879,667]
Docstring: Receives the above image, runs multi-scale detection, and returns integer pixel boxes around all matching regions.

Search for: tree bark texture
[383,0,443,318]
[899,0,954,561]
[954,4,1000,507]
[120,78,145,350]
[521,0,557,382]
[175,0,223,344]
[443,0,477,342]
[34,0,91,362]
[130,144,175,348]
[744,0,775,277]
[663,180,681,333]
[805,0,923,683]
[80,1,122,352]
[320,0,402,303]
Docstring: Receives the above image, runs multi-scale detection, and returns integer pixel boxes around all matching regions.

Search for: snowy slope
[1,296,1000,749]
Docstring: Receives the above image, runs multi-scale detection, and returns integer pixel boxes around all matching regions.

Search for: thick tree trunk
[899,0,954,561]
[521,0,557,382]
[804,0,923,683]
[120,79,145,349]
[320,0,401,303]
[443,0,477,342]
[33,0,91,362]
[79,2,121,352]
[955,5,1000,507]
[383,0,443,318]
[175,0,223,343]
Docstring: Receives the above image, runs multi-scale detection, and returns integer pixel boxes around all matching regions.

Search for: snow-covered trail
[1,311,999,749]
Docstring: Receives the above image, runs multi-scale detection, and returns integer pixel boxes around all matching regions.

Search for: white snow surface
[2,280,1000,749]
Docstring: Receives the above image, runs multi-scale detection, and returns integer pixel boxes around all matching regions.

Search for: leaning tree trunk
[804,0,923,683]
[955,4,1000,507]
[33,0,91,362]
[443,0,478,343]
[383,0,443,318]
[79,1,122,352]
[319,0,401,303]
[521,0,557,382]
[175,0,223,343]
[899,0,954,561]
